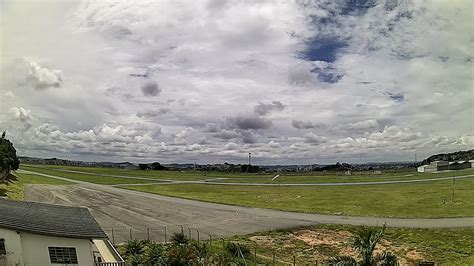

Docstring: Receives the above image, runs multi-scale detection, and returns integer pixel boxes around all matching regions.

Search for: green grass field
[20,165,165,185]
[0,172,72,200]
[18,164,474,218]
[21,164,474,184]
[124,179,474,218]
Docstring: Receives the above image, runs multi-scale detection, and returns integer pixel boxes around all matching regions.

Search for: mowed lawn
[17,164,474,217]
[20,164,474,184]
[0,172,72,200]
[20,165,163,185]
[124,178,474,218]
[21,164,211,181]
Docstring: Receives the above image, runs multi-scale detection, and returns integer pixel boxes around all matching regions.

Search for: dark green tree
[138,163,149,170]
[0,131,20,182]
[151,162,168,170]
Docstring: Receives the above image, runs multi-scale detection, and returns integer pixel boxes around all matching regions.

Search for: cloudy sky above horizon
[1,0,473,164]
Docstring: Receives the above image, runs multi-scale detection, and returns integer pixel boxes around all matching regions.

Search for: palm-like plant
[144,241,166,265]
[328,225,398,266]
[124,239,145,258]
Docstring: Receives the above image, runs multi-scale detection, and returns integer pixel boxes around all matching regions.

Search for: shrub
[124,239,145,257]
[144,241,166,265]
[170,232,189,245]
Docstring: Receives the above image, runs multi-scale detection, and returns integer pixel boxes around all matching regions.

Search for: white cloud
[24,59,63,90]
[224,142,240,151]
[303,132,328,144]
[9,107,33,123]
[343,119,379,131]
[0,0,472,164]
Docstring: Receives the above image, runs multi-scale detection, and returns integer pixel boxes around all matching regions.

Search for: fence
[103,226,319,265]
[103,226,435,265]
[95,263,125,266]
[103,225,206,246]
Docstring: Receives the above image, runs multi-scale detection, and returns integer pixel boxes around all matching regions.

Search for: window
[0,239,5,255]
[48,247,78,264]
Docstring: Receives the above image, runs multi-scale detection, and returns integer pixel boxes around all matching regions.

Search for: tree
[0,131,20,182]
[151,162,168,170]
[327,225,398,266]
[138,163,149,170]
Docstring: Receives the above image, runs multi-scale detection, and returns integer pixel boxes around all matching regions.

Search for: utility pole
[452,175,456,204]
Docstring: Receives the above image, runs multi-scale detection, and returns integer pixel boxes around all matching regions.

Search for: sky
[0,0,473,165]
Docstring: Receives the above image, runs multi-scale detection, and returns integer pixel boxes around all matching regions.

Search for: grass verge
[123,178,474,218]
[0,172,72,200]
[20,165,163,185]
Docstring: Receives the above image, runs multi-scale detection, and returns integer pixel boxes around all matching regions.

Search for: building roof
[0,198,107,239]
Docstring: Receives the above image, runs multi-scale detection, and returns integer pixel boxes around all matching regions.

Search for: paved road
[25,167,474,187]
[20,169,474,233]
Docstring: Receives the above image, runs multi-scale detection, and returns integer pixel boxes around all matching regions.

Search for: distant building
[417,160,472,172]
[449,161,472,170]
[0,198,123,266]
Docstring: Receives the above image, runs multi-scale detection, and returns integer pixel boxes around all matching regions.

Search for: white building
[0,198,123,266]
[418,160,473,172]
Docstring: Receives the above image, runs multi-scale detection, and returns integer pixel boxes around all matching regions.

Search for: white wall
[21,233,95,266]
[0,228,24,266]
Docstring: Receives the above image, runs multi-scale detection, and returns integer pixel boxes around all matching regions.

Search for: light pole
[452,174,456,204]
[248,152,251,166]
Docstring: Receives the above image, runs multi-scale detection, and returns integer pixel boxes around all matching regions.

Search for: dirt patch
[293,229,352,245]
[249,228,428,264]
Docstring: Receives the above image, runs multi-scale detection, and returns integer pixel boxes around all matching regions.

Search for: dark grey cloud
[292,120,324,129]
[254,101,286,116]
[141,81,161,96]
[204,122,221,133]
[226,114,272,130]
[241,130,258,143]
[387,92,405,102]
[136,108,171,118]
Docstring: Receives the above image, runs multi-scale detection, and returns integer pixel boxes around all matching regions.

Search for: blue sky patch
[300,37,347,62]
[388,92,405,102]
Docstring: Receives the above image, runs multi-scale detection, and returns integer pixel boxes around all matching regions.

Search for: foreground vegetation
[118,225,474,265]
[228,224,474,264]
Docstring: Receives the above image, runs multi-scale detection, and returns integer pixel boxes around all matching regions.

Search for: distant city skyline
[1,0,473,164]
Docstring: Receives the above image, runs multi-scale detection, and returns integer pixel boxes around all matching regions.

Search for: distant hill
[19,156,136,168]
[421,149,474,165]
